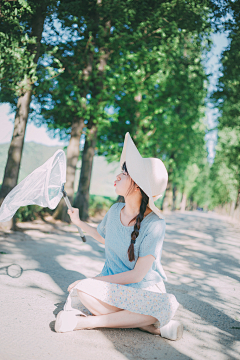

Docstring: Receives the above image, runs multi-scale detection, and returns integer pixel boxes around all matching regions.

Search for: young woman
[55,132,183,341]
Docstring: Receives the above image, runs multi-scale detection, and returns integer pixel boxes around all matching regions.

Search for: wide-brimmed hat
[120,132,168,219]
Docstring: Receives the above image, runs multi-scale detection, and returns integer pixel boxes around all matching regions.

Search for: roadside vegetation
[0,0,239,227]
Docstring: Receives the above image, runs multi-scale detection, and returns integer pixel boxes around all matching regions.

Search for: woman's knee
[77,289,88,302]
[77,290,96,309]
[77,290,122,316]
[77,290,100,315]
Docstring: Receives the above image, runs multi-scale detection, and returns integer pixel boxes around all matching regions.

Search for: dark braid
[128,189,149,261]
[122,161,149,262]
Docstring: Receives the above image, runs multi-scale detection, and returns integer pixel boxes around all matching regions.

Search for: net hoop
[0,149,67,223]
[44,149,66,209]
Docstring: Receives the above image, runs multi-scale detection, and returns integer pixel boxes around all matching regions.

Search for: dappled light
[1,211,239,359]
[0,0,239,359]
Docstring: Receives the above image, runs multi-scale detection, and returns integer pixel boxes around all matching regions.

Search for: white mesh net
[0,150,66,223]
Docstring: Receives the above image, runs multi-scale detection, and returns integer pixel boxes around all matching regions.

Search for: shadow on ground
[0,211,239,360]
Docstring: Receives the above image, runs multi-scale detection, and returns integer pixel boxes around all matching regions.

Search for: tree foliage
[0,0,57,104]
[211,0,240,212]
[1,0,239,220]
[32,0,217,216]
[0,0,34,99]
[0,0,58,230]
[96,4,211,189]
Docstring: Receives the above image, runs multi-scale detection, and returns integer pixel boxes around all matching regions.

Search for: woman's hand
[67,207,81,226]
[67,280,82,292]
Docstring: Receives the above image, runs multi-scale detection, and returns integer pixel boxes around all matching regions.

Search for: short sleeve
[97,212,109,239]
[139,219,166,259]
[96,203,117,239]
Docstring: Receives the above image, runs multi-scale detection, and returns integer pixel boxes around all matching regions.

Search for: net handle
[62,190,86,243]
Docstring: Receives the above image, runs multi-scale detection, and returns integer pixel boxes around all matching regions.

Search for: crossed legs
[75,290,161,335]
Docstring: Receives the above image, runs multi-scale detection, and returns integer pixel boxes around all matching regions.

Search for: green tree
[212,1,240,218]
[34,0,120,220]
[97,29,210,211]
[0,0,57,229]
[35,0,217,220]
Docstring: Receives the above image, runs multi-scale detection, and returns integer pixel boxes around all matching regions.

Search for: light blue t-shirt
[97,202,167,289]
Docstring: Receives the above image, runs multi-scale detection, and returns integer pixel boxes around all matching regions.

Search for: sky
[0,103,68,147]
[204,32,229,162]
[0,32,229,158]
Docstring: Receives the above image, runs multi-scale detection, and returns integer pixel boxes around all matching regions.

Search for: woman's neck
[122,202,152,218]
[122,201,141,218]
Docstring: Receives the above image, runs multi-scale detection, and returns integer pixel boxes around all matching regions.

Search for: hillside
[0,142,64,183]
[75,156,119,197]
[0,142,119,197]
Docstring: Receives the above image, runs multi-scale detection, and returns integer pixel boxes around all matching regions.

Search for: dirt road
[0,211,239,360]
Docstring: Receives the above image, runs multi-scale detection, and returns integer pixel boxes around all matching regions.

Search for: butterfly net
[0,150,66,223]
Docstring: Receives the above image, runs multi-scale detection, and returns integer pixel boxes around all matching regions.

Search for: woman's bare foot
[138,325,161,335]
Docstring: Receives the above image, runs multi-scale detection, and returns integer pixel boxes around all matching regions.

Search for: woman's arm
[67,255,155,292]
[67,208,105,244]
[95,255,155,284]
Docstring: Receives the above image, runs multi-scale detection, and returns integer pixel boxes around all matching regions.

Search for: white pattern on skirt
[65,277,179,328]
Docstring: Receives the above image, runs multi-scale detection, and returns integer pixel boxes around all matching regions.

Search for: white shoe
[160,320,183,341]
[55,310,80,333]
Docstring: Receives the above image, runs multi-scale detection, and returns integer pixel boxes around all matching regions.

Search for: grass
[14,195,118,222]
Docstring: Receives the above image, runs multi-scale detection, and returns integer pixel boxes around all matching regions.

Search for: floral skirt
[64,277,179,328]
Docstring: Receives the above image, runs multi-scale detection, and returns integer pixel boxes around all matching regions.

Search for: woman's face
[114,169,134,197]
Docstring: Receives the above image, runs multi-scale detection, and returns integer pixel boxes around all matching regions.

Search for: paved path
[0,211,239,360]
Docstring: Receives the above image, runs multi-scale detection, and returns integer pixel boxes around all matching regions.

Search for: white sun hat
[120,132,168,219]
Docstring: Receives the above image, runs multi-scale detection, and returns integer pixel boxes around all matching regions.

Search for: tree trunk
[162,182,172,212]
[0,85,32,206]
[172,184,177,211]
[230,200,235,217]
[192,201,198,210]
[0,10,45,230]
[188,195,194,210]
[72,22,111,220]
[180,192,187,212]
[53,118,85,222]
[233,186,240,221]
[234,187,240,210]
[69,18,111,221]
[73,125,98,221]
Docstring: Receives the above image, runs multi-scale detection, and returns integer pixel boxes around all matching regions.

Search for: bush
[88,194,165,217]
[88,195,117,217]
[15,205,53,222]
[155,195,164,210]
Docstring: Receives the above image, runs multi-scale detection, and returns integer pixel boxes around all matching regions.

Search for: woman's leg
[138,324,161,335]
[76,290,158,331]
[75,310,158,330]
[77,290,123,315]
[74,283,181,338]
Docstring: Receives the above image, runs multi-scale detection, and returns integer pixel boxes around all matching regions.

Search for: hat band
[152,194,163,201]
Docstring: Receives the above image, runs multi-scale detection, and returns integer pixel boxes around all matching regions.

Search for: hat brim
[120,132,165,219]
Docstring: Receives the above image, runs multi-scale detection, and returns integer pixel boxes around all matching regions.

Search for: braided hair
[122,161,149,262]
